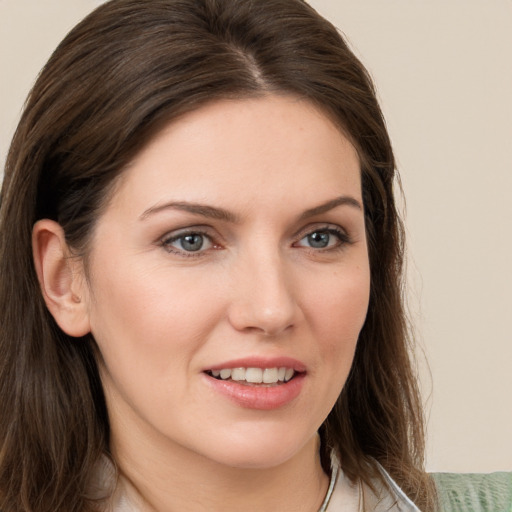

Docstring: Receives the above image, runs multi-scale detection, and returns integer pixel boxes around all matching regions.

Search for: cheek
[86,262,228,431]
[305,264,370,341]
[303,264,370,400]
[86,260,224,371]
[294,263,370,424]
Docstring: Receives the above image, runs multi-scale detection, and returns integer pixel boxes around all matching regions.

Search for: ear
[32,219,91,337]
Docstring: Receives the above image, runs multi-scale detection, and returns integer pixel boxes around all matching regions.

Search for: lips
[203,357,306,409]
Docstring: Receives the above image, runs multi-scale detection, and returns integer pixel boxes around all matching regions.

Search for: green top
[432,472,512,512]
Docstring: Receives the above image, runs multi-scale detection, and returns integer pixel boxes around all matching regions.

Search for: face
[82,95,370,470]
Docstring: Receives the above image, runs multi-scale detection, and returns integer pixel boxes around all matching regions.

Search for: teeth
[210,366,296,384]
[262,368,278,384]
[220,369,232,379]
[246,368,263,383]
[284,368,294,382]
[231,368,246,381]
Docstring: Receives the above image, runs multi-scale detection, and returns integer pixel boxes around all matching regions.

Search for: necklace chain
[317,464,338,512]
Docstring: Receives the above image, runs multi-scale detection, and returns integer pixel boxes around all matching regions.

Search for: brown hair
[0,0,436,510]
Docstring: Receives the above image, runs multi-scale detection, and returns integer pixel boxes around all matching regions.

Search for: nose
[227,250,299,337]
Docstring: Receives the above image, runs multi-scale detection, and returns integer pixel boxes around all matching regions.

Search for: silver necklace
[318,464,339,512]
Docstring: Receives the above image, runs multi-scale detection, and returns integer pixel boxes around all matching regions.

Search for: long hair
[0,0,436,510]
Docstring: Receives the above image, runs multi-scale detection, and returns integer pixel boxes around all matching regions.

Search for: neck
[110,429,329,512]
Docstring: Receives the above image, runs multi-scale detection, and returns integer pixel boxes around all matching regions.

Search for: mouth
[203,360,306,409]
[205,367,299,386]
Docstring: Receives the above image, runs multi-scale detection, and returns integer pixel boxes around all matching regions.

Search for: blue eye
[163,232,213,253]
[296,228,348,249]
[306,231,331,248]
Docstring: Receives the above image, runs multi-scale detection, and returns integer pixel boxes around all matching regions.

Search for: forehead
[108,95,362,217]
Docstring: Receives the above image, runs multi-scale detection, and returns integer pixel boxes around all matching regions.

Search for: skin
[35,95,370,511]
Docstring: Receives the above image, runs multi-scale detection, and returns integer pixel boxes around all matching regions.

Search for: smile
[203,360,306,409]
[206,367,296,385]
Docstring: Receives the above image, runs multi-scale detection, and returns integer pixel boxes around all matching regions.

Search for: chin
[212,449,298,470]
[196,428,316,470]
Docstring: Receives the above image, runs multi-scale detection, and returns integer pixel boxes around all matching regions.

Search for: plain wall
[1,0,511,473]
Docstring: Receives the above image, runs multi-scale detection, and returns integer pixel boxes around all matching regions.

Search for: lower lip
[204,373,306,410]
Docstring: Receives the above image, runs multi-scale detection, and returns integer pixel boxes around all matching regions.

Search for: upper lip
[204,356,307,372]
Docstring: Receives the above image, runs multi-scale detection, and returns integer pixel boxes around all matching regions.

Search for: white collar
[326,462,422,511]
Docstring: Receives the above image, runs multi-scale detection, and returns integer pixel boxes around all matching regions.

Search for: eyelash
[160,229,216,257]
[159,225,352,258]
[294,226,352,252]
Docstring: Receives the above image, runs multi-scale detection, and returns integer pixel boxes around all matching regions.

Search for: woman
[0,0,437,510]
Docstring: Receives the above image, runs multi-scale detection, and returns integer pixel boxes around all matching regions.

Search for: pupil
[181,234,203,251]
[308,232,329,248]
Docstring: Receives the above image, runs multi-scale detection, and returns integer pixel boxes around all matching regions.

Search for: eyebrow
[299,196,362,219]
[139,195,362,222]
[139,201,239,223]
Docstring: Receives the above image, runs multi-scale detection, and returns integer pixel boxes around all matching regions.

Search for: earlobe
[32,219,91,337]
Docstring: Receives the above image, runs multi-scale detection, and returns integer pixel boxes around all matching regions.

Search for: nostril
[227,304,296,336]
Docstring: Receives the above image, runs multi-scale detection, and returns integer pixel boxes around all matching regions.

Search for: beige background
[1,1,511,473]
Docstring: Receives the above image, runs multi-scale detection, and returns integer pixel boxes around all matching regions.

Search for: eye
[295,227,349,250]
[162,231,213,254]
[304,231,332,249]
